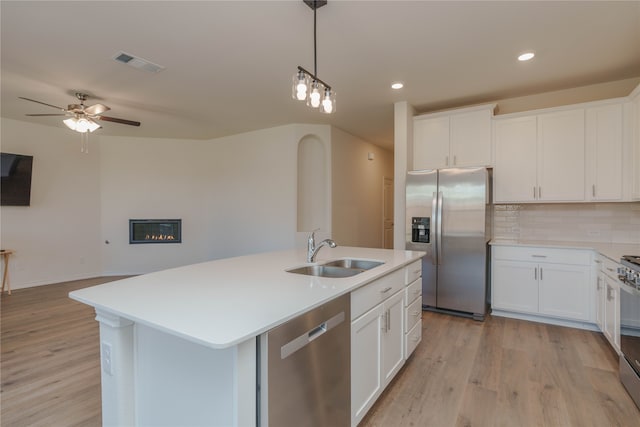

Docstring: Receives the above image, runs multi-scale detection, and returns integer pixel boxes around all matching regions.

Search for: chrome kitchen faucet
[307,229,337,263]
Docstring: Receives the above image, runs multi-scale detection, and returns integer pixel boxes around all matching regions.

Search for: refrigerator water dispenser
[411,217,430,243]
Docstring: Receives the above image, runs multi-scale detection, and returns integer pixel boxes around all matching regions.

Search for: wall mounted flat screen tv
[1,152,33,206]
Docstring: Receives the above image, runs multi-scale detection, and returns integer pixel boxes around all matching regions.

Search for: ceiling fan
[19,92,141,133]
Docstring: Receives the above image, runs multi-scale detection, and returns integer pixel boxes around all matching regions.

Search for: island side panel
[134,323,255,427]
[95,309,135,427]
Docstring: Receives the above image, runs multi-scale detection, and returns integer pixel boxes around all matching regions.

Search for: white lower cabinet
[351,261,421,427]
[351,304,384,424]
[351,289,404,426]
[603,276,620,352]
[492,245,592,323]
[598,256,622,353]
[595,260,605,331]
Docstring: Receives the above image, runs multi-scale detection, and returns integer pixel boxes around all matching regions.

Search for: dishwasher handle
[280,311,345,359]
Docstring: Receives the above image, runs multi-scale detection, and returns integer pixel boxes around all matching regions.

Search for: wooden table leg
[2,253,11,295]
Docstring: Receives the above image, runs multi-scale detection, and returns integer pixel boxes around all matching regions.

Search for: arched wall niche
[297,134,328,233]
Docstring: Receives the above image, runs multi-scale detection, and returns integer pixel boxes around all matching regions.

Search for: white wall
[100,125,311,275]
[1,119,380,286]
[0,118,102,288]
[331,127,393,248]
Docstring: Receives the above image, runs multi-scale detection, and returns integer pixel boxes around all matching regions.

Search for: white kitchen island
[70,246,424,427]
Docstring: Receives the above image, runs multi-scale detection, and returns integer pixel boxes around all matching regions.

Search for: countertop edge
[70,248,425,350]
[489,239,640,264]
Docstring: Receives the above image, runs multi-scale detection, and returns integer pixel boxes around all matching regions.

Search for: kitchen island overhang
[70,246,425,427]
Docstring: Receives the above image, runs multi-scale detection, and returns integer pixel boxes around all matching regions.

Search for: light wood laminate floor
[2,278,640,426]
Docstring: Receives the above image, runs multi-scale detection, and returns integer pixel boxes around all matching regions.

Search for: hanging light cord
[313,0,317,78]
[297,1,330,91]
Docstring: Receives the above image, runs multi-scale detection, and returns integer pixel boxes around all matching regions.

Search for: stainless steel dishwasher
[258,293,350,427]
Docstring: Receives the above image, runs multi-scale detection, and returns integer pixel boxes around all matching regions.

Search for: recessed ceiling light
[518,52,535,62]
[391,82,404,90]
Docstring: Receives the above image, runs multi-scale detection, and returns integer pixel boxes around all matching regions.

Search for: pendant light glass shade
[320,87,335,114]
[308,81,321,108]
[292,70,309,101]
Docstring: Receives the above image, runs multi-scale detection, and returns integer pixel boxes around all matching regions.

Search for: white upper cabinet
[537,109,585,202]
[494,116,538,202]
[413,104,495,170]
[585,103,623,201]
[413,116,450,170]
[632,86,640,200]
[494,108,586,203]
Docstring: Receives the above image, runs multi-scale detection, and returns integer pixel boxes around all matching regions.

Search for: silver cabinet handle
[532,255,547,258]
[540,267,543,281]
[533,186,536,199]
[453,155,457,165]
[606,284,612,301]
[387,309,391,331]
[596,277,601,291]
[381,311,388,332]
[606,267,615,273]
[381,286,392,294]
[539,186,542,199]
[592,184,596,198]
[594,260,602,264]
[445,156,449,166]
[534,267,537,280]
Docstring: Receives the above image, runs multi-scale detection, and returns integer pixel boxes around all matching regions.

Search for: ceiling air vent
[113,51,165,73]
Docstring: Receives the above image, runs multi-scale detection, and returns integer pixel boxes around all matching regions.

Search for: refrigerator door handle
[431,191,438,265]
[437,191,443,265]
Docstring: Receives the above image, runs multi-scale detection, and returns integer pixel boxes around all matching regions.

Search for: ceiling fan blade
[18,97,66,112]
[97,115,141,127]
[84,103,110,115]
[25,113,66,116]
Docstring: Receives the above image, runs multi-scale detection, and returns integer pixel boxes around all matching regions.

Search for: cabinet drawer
[405,321,422,359]
[405,297,422,332]
[600,256,622,280]
[404,277,422,307]
[405,261,422,285]
[352,268,405,320]
[492,245,591,265]
[405,278,422,306]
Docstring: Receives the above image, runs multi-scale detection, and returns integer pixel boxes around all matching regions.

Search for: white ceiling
[2,1,639,150]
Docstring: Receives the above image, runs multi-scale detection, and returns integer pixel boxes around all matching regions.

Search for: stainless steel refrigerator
[405,167,492,320]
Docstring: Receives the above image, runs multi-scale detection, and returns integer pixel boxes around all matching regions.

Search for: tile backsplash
[493,202,640,244]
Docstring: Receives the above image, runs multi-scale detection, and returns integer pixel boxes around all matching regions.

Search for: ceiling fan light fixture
[63,116,100,133]
[63,117,78,131]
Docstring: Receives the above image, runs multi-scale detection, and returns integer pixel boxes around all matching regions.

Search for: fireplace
[129,219,182,244]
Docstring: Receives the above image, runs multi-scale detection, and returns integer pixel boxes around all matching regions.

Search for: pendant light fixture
[292,0,335,114]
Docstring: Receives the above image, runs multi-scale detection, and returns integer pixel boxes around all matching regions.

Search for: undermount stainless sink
[286,258,384,278]
[322,259,384,270]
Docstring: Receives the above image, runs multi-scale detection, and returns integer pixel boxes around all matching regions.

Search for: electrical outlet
[101,342,113,375]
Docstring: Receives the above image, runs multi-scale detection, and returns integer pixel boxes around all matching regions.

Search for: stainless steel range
[618,255,640,410]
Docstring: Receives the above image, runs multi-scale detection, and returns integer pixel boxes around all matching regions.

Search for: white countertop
[490,239,640,263]
[70,247,424,350]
